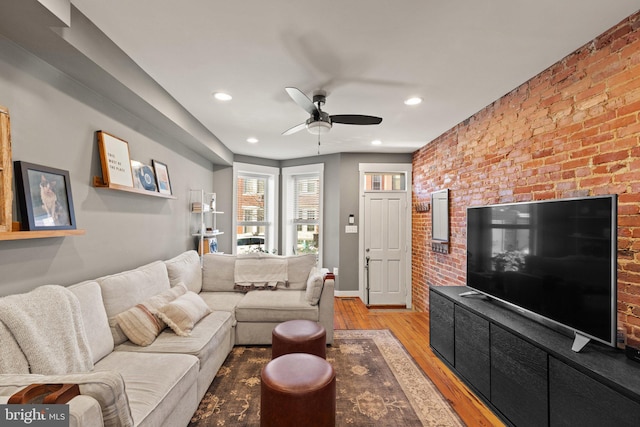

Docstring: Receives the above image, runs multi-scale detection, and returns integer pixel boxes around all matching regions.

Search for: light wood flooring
[334,296,504,427]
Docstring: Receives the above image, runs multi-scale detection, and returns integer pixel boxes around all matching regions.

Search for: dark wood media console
[429,286,640,427]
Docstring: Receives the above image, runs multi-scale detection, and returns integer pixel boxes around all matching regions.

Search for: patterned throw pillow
[115,283,187,346]
[156,291,212,337]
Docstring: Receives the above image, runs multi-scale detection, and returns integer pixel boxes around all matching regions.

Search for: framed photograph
[131,160,158,192]
[97,131,134,187]
[14,161,77,231]
[152,160,172,195]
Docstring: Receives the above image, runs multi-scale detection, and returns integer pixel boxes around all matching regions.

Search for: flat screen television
[466,195,617,351]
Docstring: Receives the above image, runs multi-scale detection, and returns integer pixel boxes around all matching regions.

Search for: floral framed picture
[14,161,77,231]
[152,160,172,195]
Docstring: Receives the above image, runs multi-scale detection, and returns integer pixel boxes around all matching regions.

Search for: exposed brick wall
[412,11,640,346]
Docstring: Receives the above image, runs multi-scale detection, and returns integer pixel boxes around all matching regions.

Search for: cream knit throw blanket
[0,285,94,375]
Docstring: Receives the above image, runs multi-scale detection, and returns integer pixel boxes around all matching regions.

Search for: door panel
[364,192,406,305]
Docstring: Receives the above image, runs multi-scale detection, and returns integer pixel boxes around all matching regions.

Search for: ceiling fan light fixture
[306,120,332,135]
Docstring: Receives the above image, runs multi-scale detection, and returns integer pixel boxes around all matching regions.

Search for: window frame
[281,163,324,266]
[233,162,279,255]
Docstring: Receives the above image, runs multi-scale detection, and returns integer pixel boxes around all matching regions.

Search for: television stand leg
[572,333,591,352]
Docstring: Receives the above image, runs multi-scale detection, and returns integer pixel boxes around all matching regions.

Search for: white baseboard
[334,290,361,298]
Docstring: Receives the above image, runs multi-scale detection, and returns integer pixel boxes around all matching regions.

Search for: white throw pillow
[305,267,324,305]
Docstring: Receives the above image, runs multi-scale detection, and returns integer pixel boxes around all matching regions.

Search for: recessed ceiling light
[247,137,258,144]
[404,97,422,106]
[213,92,232,101]
[371,139,382,145]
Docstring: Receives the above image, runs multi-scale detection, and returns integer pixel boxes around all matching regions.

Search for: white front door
[363,192,407,305]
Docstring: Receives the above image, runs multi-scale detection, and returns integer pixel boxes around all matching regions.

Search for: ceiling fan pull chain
[317,132,321,155]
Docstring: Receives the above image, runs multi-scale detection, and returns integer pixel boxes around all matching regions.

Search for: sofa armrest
[68,395,105,427]
[318,273,335,345]
[0,394,103,427]
[9,383,80,404]
[0,372,133,427]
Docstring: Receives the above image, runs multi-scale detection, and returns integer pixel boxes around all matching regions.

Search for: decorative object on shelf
[131,160,158,192]
[210,192,216,212]
[190,189,224,260]
[208,236,218,253]
[0,105,12,233]
[14,161,77,231]
[97,131,134,188]
[152,159,172,195]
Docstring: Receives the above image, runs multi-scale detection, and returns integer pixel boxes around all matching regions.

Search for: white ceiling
[71,0,640,161]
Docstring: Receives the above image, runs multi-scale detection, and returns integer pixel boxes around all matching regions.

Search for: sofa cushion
[97,261,171,345]
[95,351,198,427]
[115,284,187,346]
[198,291,244,325]
[305,267,324,305]
[286,254,317,290]
[235,290,318,322]
[164,250,202,293]
[202,253,237,292]
[68,281,114,364]
[115,310,233,375]
[156,292,211,336]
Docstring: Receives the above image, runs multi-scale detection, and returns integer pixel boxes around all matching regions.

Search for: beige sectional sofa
[0,250,334,427]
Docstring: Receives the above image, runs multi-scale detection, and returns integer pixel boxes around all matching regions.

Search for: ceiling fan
[282,87,383,135]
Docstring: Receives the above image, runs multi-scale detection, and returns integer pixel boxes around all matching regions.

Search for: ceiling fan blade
[330,114,382,125]
[285,87,318,115]
[282,122,307,135]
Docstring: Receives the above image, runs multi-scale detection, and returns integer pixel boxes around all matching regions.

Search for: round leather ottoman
[272,319,326,359]
[261,353,336,427]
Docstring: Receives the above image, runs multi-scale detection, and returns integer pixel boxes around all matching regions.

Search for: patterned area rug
[189,329,463,426]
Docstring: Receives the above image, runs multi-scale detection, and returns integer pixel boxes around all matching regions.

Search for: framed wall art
[14,161,77,231]
[0,105,12,232]
[131,160,158,192]
[97,131,134,187]
[152,159,172,195]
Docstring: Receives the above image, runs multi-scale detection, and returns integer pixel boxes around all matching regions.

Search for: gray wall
[0,37,214,296]
[337,153,413,292]
[0,33,412,296]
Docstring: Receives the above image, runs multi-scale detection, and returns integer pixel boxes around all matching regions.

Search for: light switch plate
[345,225,358,233]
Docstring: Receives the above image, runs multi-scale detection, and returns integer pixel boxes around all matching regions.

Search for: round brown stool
[272,319,327,359]
[261,353,336,427]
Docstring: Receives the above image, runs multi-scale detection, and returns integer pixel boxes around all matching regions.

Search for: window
[364,172,406,191]
[282,164,323,265]
[233,163,278,254]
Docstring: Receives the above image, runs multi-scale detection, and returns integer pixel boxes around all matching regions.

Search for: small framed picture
[97,131,134,187]
[131,160,158,192]
[14,161,77,231]
[152,160,172,195]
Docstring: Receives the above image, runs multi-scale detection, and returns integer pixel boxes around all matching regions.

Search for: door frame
[358,163,412,308]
